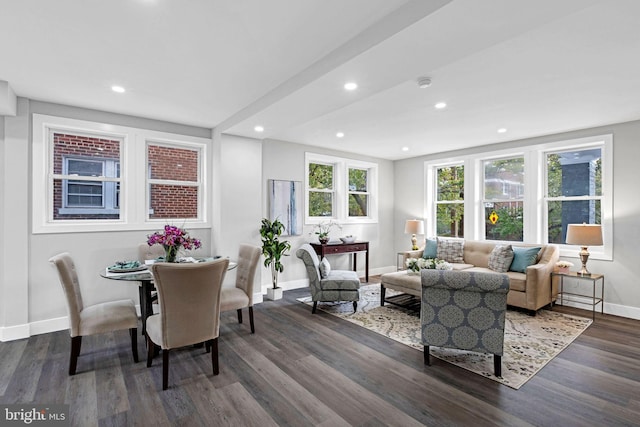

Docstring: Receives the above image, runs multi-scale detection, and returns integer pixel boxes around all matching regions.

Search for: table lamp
[565,223,602,276]
[404,219,424,250]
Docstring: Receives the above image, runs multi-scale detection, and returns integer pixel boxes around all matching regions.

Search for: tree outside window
[436,165,464,237]
[348,167,369,217]
[308,162,334,217]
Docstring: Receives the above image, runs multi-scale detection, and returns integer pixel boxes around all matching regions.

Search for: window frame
[32,114,210,233]
[430,162,465,238]
[423,134,612,260]
[305,152,378,225]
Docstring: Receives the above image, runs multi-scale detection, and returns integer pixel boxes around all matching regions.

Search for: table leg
[365,248,369,282]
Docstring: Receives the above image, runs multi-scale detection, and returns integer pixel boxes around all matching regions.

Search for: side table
[551,271,604,320]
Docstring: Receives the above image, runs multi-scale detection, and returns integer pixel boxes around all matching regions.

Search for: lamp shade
[404,219,424,235]
[566,224,603,246]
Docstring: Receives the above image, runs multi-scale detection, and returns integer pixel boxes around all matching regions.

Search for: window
[33,114,210,233]
[147,143,202,220]
[435,164,464,237]
[483,157,524,241]
[423,134,612,260]
[53,132,122,219]
[307,161,335,217]
[305,153,378,224]
[348,167,369,217]
[545,148,602,244]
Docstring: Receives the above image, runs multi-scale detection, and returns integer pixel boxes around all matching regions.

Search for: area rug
[297,284,592,389]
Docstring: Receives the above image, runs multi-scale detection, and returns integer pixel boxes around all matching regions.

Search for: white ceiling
[2,0,639,160]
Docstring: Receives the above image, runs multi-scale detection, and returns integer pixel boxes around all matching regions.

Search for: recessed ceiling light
[497,128,507,133]
[111,85,125,93]
[402,147,409,152]
[344,82,358,91]
[434,102,447,109]
[336,132,345,138]
[254,125,264,132]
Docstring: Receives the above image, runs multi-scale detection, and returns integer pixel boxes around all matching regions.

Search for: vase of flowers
[314,220,341,244]
[555,260,573,274]
[405,257,453,274]
[147,225,202,263]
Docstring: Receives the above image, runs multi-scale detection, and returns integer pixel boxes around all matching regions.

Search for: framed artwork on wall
[268,179,302,236]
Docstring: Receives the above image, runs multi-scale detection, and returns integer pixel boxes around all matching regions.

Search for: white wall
[261,138,396,291]
[394,119,640,319]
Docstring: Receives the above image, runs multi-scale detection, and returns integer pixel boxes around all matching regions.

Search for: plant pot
[318,236,330,244]
[266,287,283,301]
[557,266,570,274]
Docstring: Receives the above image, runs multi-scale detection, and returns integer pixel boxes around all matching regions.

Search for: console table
[310,241,369,282]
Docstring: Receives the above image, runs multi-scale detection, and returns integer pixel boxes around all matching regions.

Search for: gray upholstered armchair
[421,269,509,377]
[296,243,360,314]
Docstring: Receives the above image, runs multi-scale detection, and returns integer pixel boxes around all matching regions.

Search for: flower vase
[164,245,178,263]
[319,236,330,244]
[558,266,570,274]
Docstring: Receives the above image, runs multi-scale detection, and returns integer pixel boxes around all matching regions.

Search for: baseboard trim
[555,300,640,320]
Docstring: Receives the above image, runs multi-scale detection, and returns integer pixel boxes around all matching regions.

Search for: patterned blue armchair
[421,269,509,377]
[296,244,360,314]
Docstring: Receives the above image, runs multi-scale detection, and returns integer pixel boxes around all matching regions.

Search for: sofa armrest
[398,249,424,270]
[524,245,559,309]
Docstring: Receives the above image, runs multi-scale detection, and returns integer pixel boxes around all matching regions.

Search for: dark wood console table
[310,241,369,282]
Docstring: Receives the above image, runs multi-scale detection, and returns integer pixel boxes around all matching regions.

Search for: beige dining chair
[49,252,139,375]
[146,258,229,390]
[220,244,261,333]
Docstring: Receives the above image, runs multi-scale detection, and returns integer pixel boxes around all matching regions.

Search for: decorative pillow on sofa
[422,238,438,259]
[436,238,464,263]
[319,258,331,278]
[509,247,541,273]
[488,244,514,273]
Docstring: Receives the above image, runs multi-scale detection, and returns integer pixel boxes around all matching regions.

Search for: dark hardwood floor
[1,277,639,426]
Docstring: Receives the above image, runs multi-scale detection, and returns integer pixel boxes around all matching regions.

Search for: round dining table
[100,258,237,336]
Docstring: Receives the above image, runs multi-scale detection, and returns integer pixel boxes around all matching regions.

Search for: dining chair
[49,252,139,375]
[146,258,229,390]
[220,244,261,333]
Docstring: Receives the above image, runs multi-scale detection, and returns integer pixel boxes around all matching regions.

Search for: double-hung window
[435,164,464,237]
[483,156,525,241]
[305,153,378,224]
[53,132,122,219]
[307,161,335,217]
[545,147,602,244]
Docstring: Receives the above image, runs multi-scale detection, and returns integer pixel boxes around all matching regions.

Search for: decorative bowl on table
[340,236,356,244]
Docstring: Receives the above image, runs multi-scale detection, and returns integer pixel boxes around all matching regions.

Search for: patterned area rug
[297,284,592,389]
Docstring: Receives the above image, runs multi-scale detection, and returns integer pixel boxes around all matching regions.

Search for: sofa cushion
[422,238,438,259]
[488,244,514,273]
[319,258,331,278]
[437,238,464,263]
[510,246,542,273]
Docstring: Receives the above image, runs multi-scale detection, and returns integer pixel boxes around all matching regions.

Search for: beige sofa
[381,240,559,313]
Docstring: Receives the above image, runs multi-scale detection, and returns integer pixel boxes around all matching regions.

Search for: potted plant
[314,220,341,244]
[260,218,291,300]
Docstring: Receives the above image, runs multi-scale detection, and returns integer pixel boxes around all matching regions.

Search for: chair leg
[211,338,219,375]
[237,308,243,324]
[162,349,170,390]
[380,285,386,307]
[130,328,139,363]
[146,334,155,367]
[69,336,82,375]
[423,346,431,366]
[249,306,255,334]
[494,354,502,377]
[312,301,318,314]
[353,301,357,312]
